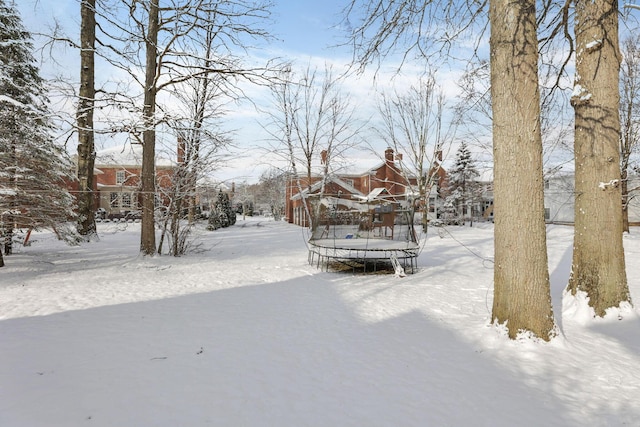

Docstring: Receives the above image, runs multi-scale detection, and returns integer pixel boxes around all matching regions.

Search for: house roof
[95,143,175,168]
[291,175,365,201]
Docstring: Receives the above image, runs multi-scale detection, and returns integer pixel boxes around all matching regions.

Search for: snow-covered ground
[1,218,639,426]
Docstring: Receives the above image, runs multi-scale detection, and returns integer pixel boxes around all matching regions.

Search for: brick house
[91,143,177,219]
[286,148,447,228]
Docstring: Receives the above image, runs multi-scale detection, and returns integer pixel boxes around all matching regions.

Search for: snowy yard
[1,218,639,426]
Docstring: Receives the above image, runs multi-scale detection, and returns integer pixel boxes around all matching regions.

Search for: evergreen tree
[0,0,77,266]
[218,191,236,227]
[207,191,236,231]
[445,142,480,223]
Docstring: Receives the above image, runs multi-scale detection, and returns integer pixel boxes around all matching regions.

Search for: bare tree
[266,63,362,229]
[156,12,234,256]
[620,34,640,233]
[76,0,97,238]
[85,0,279,255]
[567,0,631,316]
[343,0,486,73]
[375,75,454,232]
[137,0,160,255]
[489,0,555,340]
[257,167,288,220]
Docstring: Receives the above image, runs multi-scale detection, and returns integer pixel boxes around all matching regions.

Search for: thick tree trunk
[76,0,97,237]
[140,0,159,256]
[568,0,631,315]
[489,0,555,339]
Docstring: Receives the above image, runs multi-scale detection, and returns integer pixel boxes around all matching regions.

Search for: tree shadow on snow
[0,274,635,427]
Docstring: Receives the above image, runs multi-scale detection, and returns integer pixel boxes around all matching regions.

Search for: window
[110,192,119,208]
[116,170,126,185]
[121,192,131,208]
[544,179,550,190]
[545,207,551,221]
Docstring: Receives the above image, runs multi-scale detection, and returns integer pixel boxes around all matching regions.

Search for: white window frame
[121,192,132,208]
[116,170,126,185]
[110,192,120,208]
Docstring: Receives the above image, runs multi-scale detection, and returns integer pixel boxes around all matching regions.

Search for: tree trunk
[489,0,555,339]
[140,0,159,256]
[568,0,631,315]
[2,224,11,256]
[77,0,97,237]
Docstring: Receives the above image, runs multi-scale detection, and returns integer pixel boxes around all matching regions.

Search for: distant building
[544,173,640,225]
[285,148,448,227]
[70,143,178,220]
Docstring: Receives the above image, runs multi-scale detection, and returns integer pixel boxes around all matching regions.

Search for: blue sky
[18,0,353,65]
[14,0,462,183]
[270,0,349,55]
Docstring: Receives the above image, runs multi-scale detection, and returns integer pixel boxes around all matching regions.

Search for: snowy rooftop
[95,143,175,168]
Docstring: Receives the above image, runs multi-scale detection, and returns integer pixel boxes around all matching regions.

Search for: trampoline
[306,191,420,274]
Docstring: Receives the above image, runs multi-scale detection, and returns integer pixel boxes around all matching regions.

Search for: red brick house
[286,148,446,228]
[90,143,177,219]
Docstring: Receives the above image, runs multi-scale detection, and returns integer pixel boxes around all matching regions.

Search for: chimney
[435,150,443,163]
[385,147,394,162]
[320,149,327,165]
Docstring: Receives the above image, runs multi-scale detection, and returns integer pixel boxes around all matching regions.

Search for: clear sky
[14,0,459,184]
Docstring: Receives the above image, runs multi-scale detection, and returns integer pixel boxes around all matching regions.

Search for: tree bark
[140,0,159,256]
[490,0,555,339]
[77,0,97,237]
[568,0,631,315]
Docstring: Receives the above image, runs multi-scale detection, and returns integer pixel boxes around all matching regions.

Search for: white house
[544,173,640,225]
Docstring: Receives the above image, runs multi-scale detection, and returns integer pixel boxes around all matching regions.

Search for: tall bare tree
[138,0,160,255]
[376,76,453,232]
[76,0,97,238]
[567,0,631,315]
[266,64,361,228]
[87,0,278,255]
[490,0,555,339]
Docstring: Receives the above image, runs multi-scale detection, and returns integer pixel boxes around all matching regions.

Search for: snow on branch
[0,94,28,109]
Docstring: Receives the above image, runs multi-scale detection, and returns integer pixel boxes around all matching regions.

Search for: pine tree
[445,142,480,224]
[0,0,77,266]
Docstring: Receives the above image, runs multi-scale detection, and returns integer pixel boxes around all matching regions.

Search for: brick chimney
[320,149,327,165]
[385,147,394,162]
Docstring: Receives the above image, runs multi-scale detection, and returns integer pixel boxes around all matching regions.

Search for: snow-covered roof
[292,175,364,200]
[95,143,175,168]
